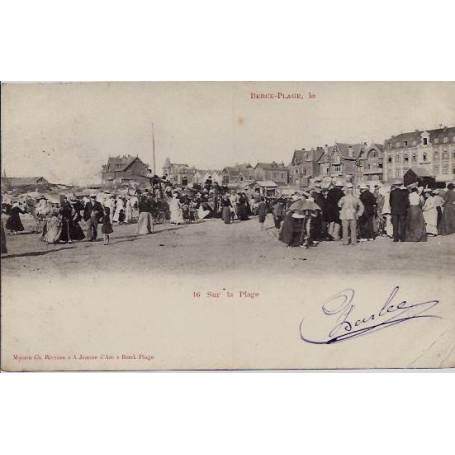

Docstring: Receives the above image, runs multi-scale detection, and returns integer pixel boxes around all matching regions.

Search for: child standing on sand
[102,206,114,245]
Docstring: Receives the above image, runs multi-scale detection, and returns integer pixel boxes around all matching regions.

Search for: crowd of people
[267,179,455,248]
[1,175,455,255]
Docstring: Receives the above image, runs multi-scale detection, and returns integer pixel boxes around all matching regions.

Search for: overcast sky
[2,82,455,185]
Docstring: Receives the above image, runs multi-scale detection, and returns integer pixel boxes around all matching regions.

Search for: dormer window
[443,136,449,143]
[434,137,439,144]
[404,141,408,147]
[423,138,428,145]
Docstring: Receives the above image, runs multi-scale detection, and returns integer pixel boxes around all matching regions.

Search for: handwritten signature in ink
[299,286,440,344]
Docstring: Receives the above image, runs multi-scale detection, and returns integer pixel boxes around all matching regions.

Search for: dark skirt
[102,222,114,234]
[6,212,24,232]
[70,222,86,240]
[273,216,282,229]
[1,220,7,253]
[237,203,249,220]
[222,206,231,224]
[440,204,455,235]
[279,213,295,245]
[405,206,427,242]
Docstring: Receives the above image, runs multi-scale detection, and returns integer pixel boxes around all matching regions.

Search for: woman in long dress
[221,195,232,224]
[137,194,153,235]
[169,194,184,225]
[41,207,63,244]
[381,188,393,238]
[125,198,133,223]
[422,189,438,236]
[237,193,249,221]
[6,202,26,233]
[404,187,427,242]
[105,196,116,223]
[440,183,455,235]
[69,199,85,241]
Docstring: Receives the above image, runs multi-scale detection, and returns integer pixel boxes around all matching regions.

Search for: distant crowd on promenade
[1,174,455,254]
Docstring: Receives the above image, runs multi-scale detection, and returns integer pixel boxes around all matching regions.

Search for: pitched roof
[385,126,455,146]
[105,155,147,172]
[334,143,365,159]
[292,147,325,165]
[255,162,287,170]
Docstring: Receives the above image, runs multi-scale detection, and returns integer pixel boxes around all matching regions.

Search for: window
[442,151,449,160]
[404,141,408,146]
[404,154,409,163]
[412,140,417,146]
[388,156,393,163]
[433,165,440,175]
[434,137,439,144]
[423,138,428,145]
[443,136,449,143]
[412,153,417,162]
[434,151,439,159]
[442,163,449,174]
[423,153,427,162]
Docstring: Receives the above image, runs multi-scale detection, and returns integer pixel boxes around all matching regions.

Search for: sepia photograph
[1,81,454,370]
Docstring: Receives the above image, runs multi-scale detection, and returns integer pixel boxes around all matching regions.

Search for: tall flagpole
[152,122,156,175]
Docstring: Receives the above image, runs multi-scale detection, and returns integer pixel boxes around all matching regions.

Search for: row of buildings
[98,125,455,188]
[289,126,455,186]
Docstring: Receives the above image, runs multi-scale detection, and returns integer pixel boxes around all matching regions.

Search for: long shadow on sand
[2,246,76,260]
[110,225,187,245]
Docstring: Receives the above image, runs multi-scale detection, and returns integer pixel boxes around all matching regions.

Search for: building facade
[318,143,363,179]
[221,163,255,185]
[101,155,150,185]
[162,158,197,185]
[254,162,289,185]
[356,144,384,182]
[383,127,455,183]
[288,147,324,186]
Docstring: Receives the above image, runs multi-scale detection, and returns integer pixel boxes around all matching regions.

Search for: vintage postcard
[1,81,454,371]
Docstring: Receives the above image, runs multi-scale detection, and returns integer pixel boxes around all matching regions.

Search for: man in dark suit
[389,182,409,242]
[84,195,104,241]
